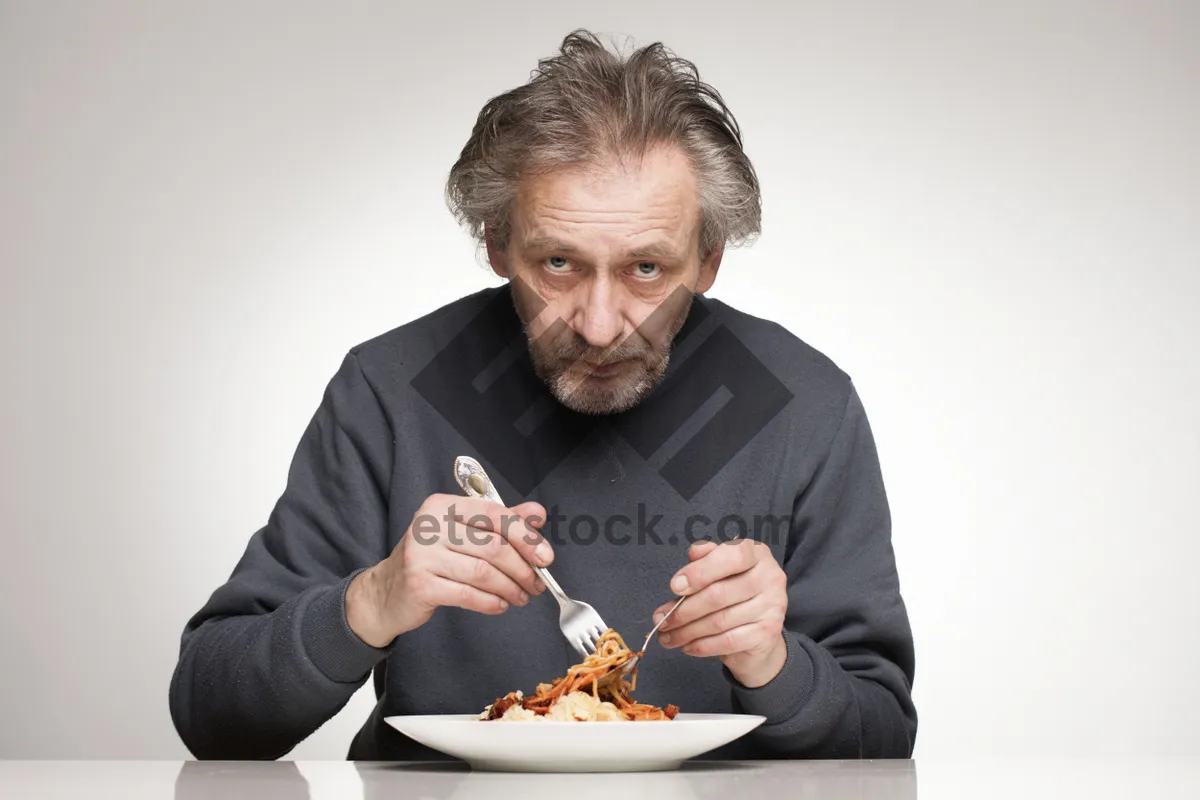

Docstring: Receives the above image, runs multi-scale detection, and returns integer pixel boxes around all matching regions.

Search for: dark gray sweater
[168,285,917,761]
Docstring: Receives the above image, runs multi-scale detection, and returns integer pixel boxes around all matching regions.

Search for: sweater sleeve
[169,352,394,759]
[728,382,918,758]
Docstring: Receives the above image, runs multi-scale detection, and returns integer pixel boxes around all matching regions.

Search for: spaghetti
[479,629,678,721]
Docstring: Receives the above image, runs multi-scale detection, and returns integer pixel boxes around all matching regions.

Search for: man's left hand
[652,538,789,688]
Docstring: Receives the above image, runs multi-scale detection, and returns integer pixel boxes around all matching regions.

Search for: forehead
[512,146,701,251]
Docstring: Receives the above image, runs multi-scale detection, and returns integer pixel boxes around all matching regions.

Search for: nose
[571,277,625,350]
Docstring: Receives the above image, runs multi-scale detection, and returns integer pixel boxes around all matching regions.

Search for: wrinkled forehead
[510,147,703,256]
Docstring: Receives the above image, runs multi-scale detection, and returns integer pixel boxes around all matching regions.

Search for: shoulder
[696,295,852,415]
[343,284,508,384]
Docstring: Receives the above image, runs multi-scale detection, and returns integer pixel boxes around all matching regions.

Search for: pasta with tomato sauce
[479,629,678,722]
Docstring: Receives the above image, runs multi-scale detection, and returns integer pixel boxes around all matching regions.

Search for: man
[169,30,917,761]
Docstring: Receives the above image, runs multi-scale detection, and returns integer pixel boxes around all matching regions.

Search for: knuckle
[495,513,516,541]
[672,618,695,637]
[471,557,492,583]
[518,564,537,590]
[406,570,429,597]
[407,551,432,574]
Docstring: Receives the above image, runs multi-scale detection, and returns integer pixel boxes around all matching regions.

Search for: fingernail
[534,578,547,593]
[519,591,530,605]
[535,541,553,565]
[670,574,689,594]
[659,631,673,645]
[498,600,509,611]
[653,612,666,626]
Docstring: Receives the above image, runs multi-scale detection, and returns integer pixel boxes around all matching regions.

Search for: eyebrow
[524,235,580,254]
[523,235,679,261]
[626,242,678,260]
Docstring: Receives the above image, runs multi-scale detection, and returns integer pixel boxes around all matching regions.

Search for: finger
[435,496,554,568]
[654,566,763,632]
[425,494,511,531]
[687,539,719,561]
[422,574,512,615]
[485,531,547,596]
[659,596,783,649]
[430,551,532,608]
[677,621,776,658]
[516,501,548,529]
[504,501,554,567]
[669,538,760,596]
[432,494,544,537]
[443,526,543,596]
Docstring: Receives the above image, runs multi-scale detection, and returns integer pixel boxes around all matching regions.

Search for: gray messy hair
[445,30,762,257]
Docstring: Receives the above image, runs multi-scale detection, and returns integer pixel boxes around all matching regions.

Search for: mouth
[578,359,627,377]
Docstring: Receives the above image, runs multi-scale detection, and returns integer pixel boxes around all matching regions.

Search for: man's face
[488,145,722,415]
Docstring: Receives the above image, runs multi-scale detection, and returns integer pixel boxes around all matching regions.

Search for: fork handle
[454,457,572,609]
[533,564,570,607]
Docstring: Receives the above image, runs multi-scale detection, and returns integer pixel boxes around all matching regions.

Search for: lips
[579,360,625,376]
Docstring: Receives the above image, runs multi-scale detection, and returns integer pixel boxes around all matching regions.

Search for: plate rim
[386,711,767,726]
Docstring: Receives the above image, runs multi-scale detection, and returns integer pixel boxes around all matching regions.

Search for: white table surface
[2,758,1199,799]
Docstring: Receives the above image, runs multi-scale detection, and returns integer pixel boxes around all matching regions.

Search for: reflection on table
[353,759,919,800]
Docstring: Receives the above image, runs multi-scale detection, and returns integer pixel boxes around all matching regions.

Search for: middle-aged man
[170,30,917,761]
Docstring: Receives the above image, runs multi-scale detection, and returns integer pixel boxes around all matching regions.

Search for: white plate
[384,713,765,772]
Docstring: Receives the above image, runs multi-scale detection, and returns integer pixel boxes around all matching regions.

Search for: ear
[696,246,723,294]
[485,231,509,279]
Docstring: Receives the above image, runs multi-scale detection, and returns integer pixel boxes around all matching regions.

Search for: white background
[2,0,1197,761]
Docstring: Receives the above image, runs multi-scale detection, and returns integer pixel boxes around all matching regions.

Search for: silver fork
[453,456,608,659]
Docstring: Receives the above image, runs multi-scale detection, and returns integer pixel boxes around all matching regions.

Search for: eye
[634,262,661,278]
[545,256,571,272]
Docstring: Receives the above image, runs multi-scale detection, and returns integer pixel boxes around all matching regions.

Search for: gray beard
[515,290,693,416]
[542,347,672,415]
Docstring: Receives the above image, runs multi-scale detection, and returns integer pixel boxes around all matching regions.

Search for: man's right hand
[344,494,552,648]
